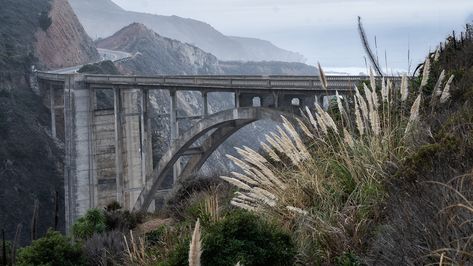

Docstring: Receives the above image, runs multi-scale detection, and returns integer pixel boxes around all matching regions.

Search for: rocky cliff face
[97,23,316,76]
[35,0,99,69]
[68,0,306,63]
[1,0,100,245]
[97,23,222,75]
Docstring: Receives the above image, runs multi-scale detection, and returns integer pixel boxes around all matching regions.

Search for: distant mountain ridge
[96,23,222,75]
[68,0,306,63]
[96,23,316,76]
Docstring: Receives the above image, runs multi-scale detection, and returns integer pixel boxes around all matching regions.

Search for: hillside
[0,0,100,246]
[220,60,316,75]
[35,0,99,69]
[68,0,306,62]
[97,23,317,76]
[97,23,222,75]
[230,36,306,63]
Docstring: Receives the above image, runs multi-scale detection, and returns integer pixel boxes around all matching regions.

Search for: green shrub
[202,210,295,266]
[0,240,12,265]
[38,11,52,31]
[17,230,85,266]
[72,209,106,240]
[335,252,361,266]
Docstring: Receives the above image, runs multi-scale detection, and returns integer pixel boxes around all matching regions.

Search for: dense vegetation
[78,60,120,75]
[219,26,473,265]
[0,0,51,72]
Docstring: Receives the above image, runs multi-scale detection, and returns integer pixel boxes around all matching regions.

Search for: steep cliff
[35,0,99,69]
[68,0,306,63]
[97,23,222,75]
[0,0,100,246]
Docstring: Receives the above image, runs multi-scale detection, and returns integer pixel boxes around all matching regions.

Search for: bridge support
[36,72,395,225]
[202,91,209,116]
[170,90,181,182]
[49,83,57,138]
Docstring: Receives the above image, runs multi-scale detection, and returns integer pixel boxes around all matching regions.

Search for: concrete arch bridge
[36,72,399,228]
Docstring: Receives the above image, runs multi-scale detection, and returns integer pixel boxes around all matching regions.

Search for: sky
[112,0,473,73]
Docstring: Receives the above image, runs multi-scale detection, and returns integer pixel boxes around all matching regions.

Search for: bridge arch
[133,107,293,211]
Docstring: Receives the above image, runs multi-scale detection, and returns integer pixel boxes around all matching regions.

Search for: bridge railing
[36,72,402,92]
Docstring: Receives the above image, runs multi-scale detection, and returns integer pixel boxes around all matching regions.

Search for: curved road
[48,48,132,74]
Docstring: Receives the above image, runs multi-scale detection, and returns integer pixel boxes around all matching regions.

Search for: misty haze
[1,0,473,265]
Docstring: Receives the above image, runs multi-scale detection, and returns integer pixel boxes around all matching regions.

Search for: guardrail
[36,72,402,92]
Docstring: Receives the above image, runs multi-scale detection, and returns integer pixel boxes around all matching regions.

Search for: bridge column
[170,90,181,182]
[234,90,240,108]
[63,74,95,230]
[49,82,56,138]
[113,87,124,206]
[273,92,279,108]
[316,94,324,107]
[140,89,150,184]
[202,91,208,116]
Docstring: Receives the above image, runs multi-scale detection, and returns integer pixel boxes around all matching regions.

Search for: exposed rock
[35,0,99,69]
[97,23,222,75]
[68,0,306,62]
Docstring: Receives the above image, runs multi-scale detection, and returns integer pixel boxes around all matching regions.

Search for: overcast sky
[112,0,473,72]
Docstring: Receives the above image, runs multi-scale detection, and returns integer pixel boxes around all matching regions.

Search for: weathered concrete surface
[133,107,293,212]
[37,73,401,225]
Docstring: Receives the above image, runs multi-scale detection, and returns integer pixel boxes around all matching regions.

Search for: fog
[112,0,473,72]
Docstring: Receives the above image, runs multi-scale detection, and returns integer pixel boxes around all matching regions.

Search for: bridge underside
[35,73,399,227]
[133,107,292,212]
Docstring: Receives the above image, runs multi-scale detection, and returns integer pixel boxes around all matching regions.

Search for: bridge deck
[36,72,401,93]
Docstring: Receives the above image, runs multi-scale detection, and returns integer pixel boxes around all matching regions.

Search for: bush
[38,11,52,31]
[104,202,144,232]
[0,240,12,265]
[202,210,295,266]
[83,230,126,265]
[17,230,85,266]
[72,209,106,240]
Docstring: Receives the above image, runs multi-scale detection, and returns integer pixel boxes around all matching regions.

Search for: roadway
[47,48,132,74]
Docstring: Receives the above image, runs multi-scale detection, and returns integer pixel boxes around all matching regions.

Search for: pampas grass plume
[189,219,202,266]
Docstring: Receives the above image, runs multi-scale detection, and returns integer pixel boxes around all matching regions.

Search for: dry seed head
[405,94,422,134]
[318,62,328,90]
[433,70,446,97]
[189,219,202,266]
[363,83,374,112]
[220,176,253,191]
[315,112,328,134]
[420,57,431,90]
[335,91,346,118]
[286,206,309,216]
[231,172,260,186]
[369,68,376,92]
[296,117,314,139]
[305,106,319,132]
[355,86,369,119]
[440,75,454,104]
[370,109,381,136]
[261,142,281,162]
[381,77,388,102]
[231,200,256,212]
[315,103,338,134]
[401,74,409,102]
[343,128,354,147]
[354,98,365,136]
[434,48,440,62]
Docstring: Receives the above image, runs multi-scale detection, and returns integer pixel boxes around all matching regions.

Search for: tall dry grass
[220,65,454,263]
[425,174,473,266]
